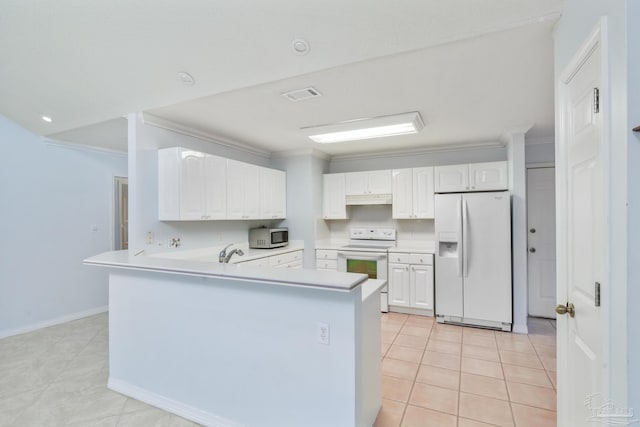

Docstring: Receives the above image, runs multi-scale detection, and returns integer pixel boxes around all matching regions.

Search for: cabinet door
[367,170,392,194]
[226,159,245,219]
[434,164,469,193]
[392,169,413,219]
[204,154,227,219]
[243,164,260,219]
[413,167,435,218]
[180,150,207,220]
[388,263,411,307]
[345,172,368,195]
[259,168,286,219]
[411,264,434,311]
[322,174,348,219]
[469,161,508,191]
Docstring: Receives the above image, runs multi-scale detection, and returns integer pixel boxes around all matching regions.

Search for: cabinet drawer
[275,260,303,269]
[389,253,410,264]
[270,250,303,267]
[236,257,269,268]
[409,253,433,265]
[316,249,338,260]
[316,259,338,270]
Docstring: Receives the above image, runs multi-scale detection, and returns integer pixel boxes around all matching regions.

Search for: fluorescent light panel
[303,112,424,144]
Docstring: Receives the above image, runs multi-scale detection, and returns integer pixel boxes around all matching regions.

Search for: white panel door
[367,170,392,194]
[204,154,227,219]
[469,161,508,191]
[388,263,410,307]
[559,37,604,426]
[345,172,367,195]
[322,174,348,219]
[179,150,206,220]
[392,169,413,219]
[434,164,469,193]
[527,167,556,318]
[434,193,464,317]
[462,192,511,323]
[413,167,434,218]
[411,265,434,311]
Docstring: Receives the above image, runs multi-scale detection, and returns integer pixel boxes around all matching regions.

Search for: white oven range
[337,228,396,312]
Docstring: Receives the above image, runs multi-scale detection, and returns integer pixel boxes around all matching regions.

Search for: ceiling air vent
[282,87,322,102]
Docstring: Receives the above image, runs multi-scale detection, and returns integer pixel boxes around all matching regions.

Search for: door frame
[556,16,617,423]
[114,176,128,250]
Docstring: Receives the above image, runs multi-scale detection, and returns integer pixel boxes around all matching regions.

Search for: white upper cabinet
[159,147,285,221]
[345,170,391,195]
[158,147,226,221]
[226,159,260,220]
[469,161,508,191]
[259,167,286,219]
[323,173,348,219]
[392,167,434,219]
[435,161,507,193]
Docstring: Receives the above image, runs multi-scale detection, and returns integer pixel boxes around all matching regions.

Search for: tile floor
[0,312,556,427]
[375,313,557,427]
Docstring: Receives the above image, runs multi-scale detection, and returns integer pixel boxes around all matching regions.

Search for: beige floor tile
[548,371,557,389]
[462,334,497,349]
[383,358,420,381]
[382,375,413,403]
[394,334,428,350]
[382,341,392,357]
[387,345,424,364]
[499,350,543,369]
[496,338,535,353]
[385,313,410,323]
[383,322,404,334]
[539,355,557,372]
[458,417,499,427]
[458,392,514,427]
[430,330,462,344]
[460,372,508,400]
[432,323,464,334]
[0,387,46,426]
[533,343,557,358]
[422,351,461,371]
[426,339,461,356]
[404,316,434,327]
[383,331,399,344]
[66,415,120,427]
[528,334,556,347]
[401,405,457,427]
[461,357,504,379]
[374,398,406,427]
[401,325,431,337]
[507,381,557,411]
[462,327,496,338]
[502,364,553,388]
[408,383,459,415]
[462,344,500,362]
[415,365,460,390]
[511,403,557,427]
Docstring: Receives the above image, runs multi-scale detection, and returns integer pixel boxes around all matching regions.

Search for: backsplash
[326,205,435,242]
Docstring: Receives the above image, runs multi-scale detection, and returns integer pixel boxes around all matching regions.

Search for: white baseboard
[108,378,243,427]
[0,306,108,339]
[512,323,529,334]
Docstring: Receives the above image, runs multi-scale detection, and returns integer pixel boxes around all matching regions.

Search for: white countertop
[315,239,435,254]
[84,249,368,292]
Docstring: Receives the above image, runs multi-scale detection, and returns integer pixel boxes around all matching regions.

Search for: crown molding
[271,147,331,160]
[42,137,128,157]
[141,113,271,160]
[330,140,505,163]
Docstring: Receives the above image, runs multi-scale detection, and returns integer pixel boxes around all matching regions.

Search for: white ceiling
[0,0,561,156]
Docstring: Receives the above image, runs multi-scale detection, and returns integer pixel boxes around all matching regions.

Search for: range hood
[345,193,393,205]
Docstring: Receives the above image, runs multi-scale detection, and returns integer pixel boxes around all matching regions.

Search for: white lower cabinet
[388,253,434,314]
[236,250,303,270]
[315,249,338,271]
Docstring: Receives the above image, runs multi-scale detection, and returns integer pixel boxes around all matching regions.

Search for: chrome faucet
[218,243,233,263]
[224,248,245,263]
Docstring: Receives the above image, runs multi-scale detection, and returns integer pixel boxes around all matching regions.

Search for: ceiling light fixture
[41,115,53,123]
[302,112,424,144]
[291,38,310,55]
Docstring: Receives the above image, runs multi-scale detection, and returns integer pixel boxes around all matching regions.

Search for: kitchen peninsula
[84,250,383,427]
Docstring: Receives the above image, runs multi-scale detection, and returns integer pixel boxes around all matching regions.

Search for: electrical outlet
[168,237,181,248]
[316,322,330,345]
[146,231,154,245]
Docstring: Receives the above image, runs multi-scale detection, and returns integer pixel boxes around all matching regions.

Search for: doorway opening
[114,176,128,250]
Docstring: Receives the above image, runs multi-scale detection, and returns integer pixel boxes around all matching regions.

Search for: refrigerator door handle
[462,198,469,278]
[457,198,463,277]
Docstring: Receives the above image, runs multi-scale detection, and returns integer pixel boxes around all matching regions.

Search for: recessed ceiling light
[301,112,425,144]
[41,115,53,123]
[291,38,310,55]
[177,71,195,86]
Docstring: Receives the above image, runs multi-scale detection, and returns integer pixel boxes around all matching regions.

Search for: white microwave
[249,227,289,249]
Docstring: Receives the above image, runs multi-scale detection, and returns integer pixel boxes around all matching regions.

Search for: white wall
[329,144,506,173]
[0,116,127,337]
[554,0,634,408]
[525,138,555,165]
[128,115,278,253]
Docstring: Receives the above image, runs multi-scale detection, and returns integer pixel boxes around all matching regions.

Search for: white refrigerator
[434,191,512,331]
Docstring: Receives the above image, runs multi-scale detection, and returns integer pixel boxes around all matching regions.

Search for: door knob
[530,228,536,233]
[529,247,536,253]
[555,303,575,318]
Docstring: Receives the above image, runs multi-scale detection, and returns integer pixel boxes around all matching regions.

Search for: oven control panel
[349,228,396,241]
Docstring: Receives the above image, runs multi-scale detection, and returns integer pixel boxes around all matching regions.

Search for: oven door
[337,251,388,312]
